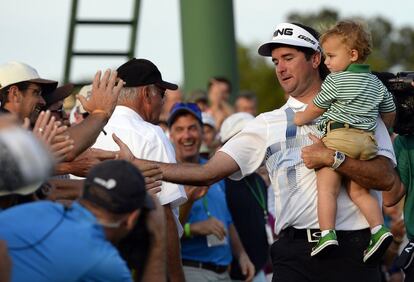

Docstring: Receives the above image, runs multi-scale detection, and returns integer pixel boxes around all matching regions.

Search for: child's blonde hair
[320,20,372,62]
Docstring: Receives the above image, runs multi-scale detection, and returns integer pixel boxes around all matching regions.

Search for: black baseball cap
[82,160,154,214]
[117,58,178,90]
[45,83,74,107]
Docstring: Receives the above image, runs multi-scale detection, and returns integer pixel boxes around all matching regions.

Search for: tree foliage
[238,8,414,114]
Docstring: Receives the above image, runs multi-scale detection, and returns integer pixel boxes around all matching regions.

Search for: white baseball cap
[219,112,255,143]
[258,23,321,57]
[202,112,216,129]
[75,84,93,114]
[0,61,57,93]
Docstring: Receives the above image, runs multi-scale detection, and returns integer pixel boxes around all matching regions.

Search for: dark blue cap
[167,102,202,128]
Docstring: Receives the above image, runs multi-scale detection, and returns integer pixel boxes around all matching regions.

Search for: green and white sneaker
[363,225,393,263]
[311,230,339,257]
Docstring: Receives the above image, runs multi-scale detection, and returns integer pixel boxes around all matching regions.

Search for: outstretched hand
[185,185,209,202]
[301,134,333,169]
[77,69,124,120]
[112,133,134,162]
[112,133,163,195]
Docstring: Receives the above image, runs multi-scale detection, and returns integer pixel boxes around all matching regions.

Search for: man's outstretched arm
[113,133,239,186]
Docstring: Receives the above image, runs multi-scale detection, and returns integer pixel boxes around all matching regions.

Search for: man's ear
[312,52,322,69]
[126,209,141,231]
[8,85,22,104]
[142,86,153,104]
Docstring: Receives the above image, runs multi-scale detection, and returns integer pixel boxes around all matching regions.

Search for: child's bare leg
[347,181,384,229]
[317,167,342,231]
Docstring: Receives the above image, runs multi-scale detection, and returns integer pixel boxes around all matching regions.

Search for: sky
[0,0,413,87]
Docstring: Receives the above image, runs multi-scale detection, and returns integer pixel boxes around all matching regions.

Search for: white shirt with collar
[220,97,396,235]
[92,106,188,234]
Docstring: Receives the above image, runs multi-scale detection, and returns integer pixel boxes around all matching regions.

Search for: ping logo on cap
[94,177,117,190]
[273,28,293,37]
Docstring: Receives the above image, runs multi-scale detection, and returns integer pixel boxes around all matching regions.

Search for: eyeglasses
[159,89,166,99]
[155,86,166,99]
[50,107,64,115]
[26,87,42,97]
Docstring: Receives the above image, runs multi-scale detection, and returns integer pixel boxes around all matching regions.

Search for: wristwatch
[331,151,345,170]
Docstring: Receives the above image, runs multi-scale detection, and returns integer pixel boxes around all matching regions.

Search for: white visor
[258,23,321,56]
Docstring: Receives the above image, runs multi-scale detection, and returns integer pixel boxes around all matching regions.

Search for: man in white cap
[114,23,403,281]
[0,61,57,121]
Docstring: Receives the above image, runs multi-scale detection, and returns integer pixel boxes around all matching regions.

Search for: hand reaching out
[77,69,124,120]
[112,133,162,195]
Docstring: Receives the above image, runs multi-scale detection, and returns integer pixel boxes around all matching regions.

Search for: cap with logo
[258,23,321,57]
[219,112,255,143]
[167,102,202,128]
[117,58,178,90]
[0,61,57,95]
[83,160,154,214]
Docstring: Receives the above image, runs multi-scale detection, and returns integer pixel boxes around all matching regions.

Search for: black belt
[328,122,353,130]
[182,259,227,274]
[279,227,369,243]
[279,227,321,242]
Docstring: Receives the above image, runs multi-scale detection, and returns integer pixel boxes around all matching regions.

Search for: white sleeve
[143,131,187,208]
[375,117,396,167]
[219,115,269,180]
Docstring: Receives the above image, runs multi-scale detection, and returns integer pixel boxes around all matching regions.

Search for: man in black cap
[0,160,166,282]
[92,58,187,281]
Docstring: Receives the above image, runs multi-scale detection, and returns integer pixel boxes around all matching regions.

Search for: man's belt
[279,227,321,243]
[182,259,227,274]
[279,227,369,243]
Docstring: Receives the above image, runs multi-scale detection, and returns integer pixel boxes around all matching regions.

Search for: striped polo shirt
[314,64,396,134]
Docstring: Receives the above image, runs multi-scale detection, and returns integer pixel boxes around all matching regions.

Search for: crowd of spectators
[0,20,412,282]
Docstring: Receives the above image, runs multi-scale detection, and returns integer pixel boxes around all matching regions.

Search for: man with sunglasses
[92,58,187,282]
[0,61,57,121]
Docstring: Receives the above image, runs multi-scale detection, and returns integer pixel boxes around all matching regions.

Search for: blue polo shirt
[181,159,233,266]
[0,201,132,282]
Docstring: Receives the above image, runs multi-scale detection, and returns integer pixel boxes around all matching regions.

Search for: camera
[374,71,414,136]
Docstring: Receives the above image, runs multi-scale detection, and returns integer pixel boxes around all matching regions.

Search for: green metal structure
[63,0,141,83]
[63,0,239,101]
[180,0,239,99]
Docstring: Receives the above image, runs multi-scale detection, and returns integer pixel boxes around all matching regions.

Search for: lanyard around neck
[244,178,267,216]
[202,196,211,217]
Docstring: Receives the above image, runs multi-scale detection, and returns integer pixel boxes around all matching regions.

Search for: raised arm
[294,102,325,126]
[65,70,124,161]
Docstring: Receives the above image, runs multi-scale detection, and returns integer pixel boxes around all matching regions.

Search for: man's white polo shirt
[220,97,396,235]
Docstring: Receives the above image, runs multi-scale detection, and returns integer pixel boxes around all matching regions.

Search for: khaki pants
[322,124,377,160]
